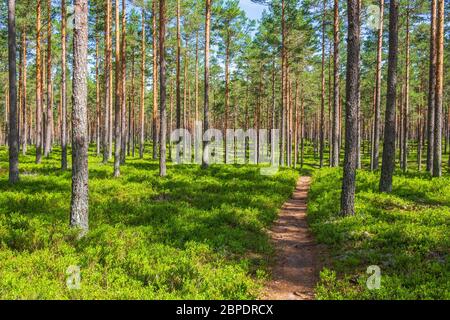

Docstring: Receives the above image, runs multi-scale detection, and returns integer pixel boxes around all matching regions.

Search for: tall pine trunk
[103,0,111,163]
[70,0,89,235]
[319,0,327,168]
[433,0,444,177]
[371,0,384,170]
[113,0,121,177]
[159,0,167,176]
[202,0,211,169]
[35,0,42,164]
[120,0,127,164]
[44,0,52,157]
[61,0,67,169]
[402,5,410,172]
[380,0,399,193]
[331,0,340,167]
[341,0,361,216]
[427,0,437,173]
[21,30,27,156]
[8,0,19,184]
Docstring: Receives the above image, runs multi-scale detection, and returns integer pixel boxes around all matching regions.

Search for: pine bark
[319,0,327,168]
[61,0,67,169]
[380,0,399,193]
[44,0,52,157]
[341,0,361,216]
[8,0,19,183]
[113,0,121,177]
[331,0,340,167]
[427,0,437,173]
[103,0,112,163]
[433,0,444,177]
[151,1,158,160]
[159,0,167,176]
[202,0,211,169]
[371,0,384,170]
[120,0,127,164]
[70,0,89,235]
[21,30,27,155]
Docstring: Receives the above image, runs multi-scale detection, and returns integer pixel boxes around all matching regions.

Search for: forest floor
[0,145,449,299]
[263,176,323,300]
[0,146,299,299]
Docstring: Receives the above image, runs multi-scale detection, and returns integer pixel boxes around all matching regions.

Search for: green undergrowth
[0,146,298,299]
[308,167,450,300]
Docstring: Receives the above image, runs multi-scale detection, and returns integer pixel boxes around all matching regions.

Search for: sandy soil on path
[262,176,321,300]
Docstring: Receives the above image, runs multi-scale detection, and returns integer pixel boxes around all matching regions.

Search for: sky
[239,0,266,22]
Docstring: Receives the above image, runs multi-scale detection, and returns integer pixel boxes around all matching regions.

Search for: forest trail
[262,176,320,300]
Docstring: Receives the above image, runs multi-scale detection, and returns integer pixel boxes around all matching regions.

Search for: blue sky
[239,0,265,22]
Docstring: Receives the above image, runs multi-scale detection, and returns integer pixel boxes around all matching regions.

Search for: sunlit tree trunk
[202,0,211,169]
[61,0,68,169]
[21,29,27,155]
[280,0,286,166]
[159,0,167,176]
[331,0,340,167]
[70,0,89,235]
[103,0,112,163]
[380,0,399,193]
[371,0,384,170]
[151,2,158,160]
[427,0,437,173]
[95,35,100,157]
[176,0,181,130]
[120,0,127,164]
[44,0,52,157]
[113,0,122,177]
[402,5,410,172]
[8,0,19,184]
[341,0,360,216]
[433,0,444,177]
[319,0,326,168]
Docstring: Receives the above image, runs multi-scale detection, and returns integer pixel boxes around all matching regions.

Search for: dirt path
[263,176,320,300]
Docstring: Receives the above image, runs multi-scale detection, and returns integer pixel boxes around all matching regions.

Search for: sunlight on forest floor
[309,167,450,299]
[0,146,298,299]
[0,145,449,299]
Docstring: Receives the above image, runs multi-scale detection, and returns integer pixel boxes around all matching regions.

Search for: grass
[0,146,298,299]
[308,167,450,300]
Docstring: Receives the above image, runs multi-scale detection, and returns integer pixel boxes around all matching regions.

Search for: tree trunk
[341,0,360,216]
[8,0,19,184]
[113,0,121,177]
[202,0,211,169]
[372,0,384,170]
[380,0,399,193]
[331,0,340,167]
[21,29,27,156]
[120,0,127,164]
[61,0,67,169]
[35,0,42,163]
[128,49,135,157]
[224,33,230,162]
[140,7,147,159]
[280,0,286,166]
[70,0,89,235]
[427,0,437,173]
[151,2,158,160]
[103,0,111,163]
[95,34,100,157]
[433,0,444,177]
[176,0,181,130]
[44,0,52,157]
[159,0,167,176]
[319,0,327,168]
[402,5,410,172]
